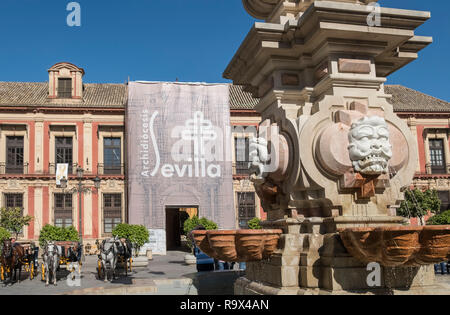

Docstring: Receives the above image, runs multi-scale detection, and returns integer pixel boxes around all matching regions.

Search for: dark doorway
[165,206,198,250]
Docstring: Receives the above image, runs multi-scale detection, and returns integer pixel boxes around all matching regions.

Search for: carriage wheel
[0,265,4,282]
[129,258,133,272]
[41,263,45,281]
[30,264,34,281]
[97,260,103,280]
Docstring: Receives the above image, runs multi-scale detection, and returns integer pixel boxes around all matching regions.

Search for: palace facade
[0,63,126,245]
[388,85,450,211]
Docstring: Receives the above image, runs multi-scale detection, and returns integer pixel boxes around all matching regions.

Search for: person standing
[435,262,449,275]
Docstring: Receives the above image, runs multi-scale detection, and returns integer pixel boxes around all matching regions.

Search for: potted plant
[38,224,79,247]
[247,217,262,230]
[112,223,149,256]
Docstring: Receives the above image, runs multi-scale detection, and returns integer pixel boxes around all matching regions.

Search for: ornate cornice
[48,62,85,75]
[242,0,378,20]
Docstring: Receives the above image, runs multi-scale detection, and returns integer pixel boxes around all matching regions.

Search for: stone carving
[348,116,393,175]
[7,180,19,188]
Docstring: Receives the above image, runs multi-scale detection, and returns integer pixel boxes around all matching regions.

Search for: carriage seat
[54,241,80,259]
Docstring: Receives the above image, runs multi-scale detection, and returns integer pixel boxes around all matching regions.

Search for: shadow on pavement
[183,270,245,295]
[110,278,134,285]
[149,271,166,275]
[168,261,187,264]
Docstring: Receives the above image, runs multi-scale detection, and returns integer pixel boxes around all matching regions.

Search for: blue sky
[0,0,448,101]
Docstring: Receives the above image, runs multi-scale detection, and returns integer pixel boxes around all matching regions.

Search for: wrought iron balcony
[97,163,124,175]
[425,163,450,175]
[0,162,29,175]
[234,161,252,176]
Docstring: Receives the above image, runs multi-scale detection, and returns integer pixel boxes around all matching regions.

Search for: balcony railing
[0,162,29,175]
[234,161,252,176]
[97,163,125,175]
[425,163,450,175]
[0,162,125,177]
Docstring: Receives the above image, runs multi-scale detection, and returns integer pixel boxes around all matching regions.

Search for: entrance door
[165,206,198,250]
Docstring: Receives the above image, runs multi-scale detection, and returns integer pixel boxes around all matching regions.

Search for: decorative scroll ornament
[348,116,393,175]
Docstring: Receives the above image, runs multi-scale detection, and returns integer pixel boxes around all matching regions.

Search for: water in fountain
[384,267,395,295]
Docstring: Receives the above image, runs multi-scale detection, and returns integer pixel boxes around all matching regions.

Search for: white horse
[100,237,119,282]
[43,242,59,286]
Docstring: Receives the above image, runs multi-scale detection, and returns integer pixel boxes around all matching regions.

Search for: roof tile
[0,82,447,113]
[0,82,127,108]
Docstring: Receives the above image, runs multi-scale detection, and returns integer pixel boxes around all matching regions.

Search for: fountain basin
[338,225,450,267]
[190,230,216,258]
[191,229,283,262]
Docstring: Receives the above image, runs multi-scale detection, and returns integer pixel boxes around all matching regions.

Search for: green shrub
[183,216,218,251]
[247,217,262,230]
[0,227,11,242]
[112,223,149,248]
[38,224,79,247]
[398,189,441,219]
[183,216,218,235]
[0,207,33,238]
[426,210,450,226]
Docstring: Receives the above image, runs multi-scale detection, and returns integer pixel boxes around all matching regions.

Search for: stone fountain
[217,0,450,294]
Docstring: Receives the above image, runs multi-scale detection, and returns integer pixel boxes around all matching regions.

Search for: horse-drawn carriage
[0,240,39,283]
[19,242,39,280]
[96,237,133,281]
[41,241,82,285]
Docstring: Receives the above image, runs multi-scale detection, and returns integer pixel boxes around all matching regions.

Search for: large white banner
[56,163,69,185]
[127,82,235,230]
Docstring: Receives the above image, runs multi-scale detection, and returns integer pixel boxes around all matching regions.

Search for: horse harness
[2,244,23,267]
[102,241,116,256]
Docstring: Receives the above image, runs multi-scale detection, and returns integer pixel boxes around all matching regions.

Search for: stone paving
[0,251,200,295]
[0,251,448,295]
[436,274,450,285]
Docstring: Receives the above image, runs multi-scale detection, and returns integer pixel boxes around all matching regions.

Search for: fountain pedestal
[225,0,450,295]
[236,219,449,295]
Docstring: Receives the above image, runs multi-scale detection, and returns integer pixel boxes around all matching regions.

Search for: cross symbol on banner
[181,111,217,159]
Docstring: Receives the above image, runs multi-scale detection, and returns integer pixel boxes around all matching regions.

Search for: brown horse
[1,239,25,285]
